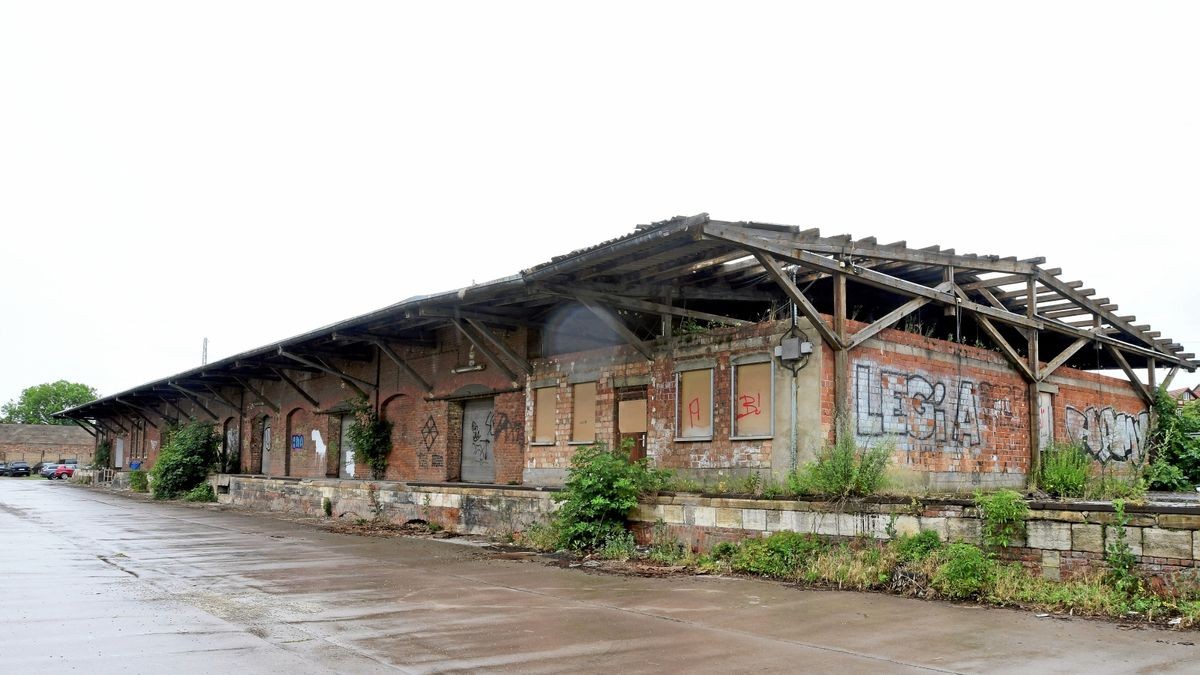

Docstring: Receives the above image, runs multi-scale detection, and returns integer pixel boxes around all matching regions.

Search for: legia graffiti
[1064,406,1148,463]
[852,362,1017,452]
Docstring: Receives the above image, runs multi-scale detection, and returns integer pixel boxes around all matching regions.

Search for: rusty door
[461,398,495,483]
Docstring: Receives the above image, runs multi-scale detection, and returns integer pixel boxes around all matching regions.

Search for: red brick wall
[843,321,1031,481]
[1048,368,1149,465]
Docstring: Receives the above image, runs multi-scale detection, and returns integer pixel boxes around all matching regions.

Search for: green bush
[795,431,891,499]
[893,530,942,562]
[553,440,667,551]
[1039,442,1090,498]
[976,490,1029,548]
[93,440,111,469]
[730,531,826,578]
[183,482,217,503]
[346,396,393,480]
[151,421,220,499]
[711,541,738,560]
[1149,390,1200,486]
[128,469,148,493]
[933,543,995,599]
[1145,457,1190,492]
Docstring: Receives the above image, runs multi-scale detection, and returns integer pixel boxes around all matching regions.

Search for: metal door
[339,415,356,479]
[461,398,495,483]
[114,438,124,468]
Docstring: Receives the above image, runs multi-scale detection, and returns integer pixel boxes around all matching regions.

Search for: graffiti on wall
[311,429,326,458]
[421,416,439,451]
[470,420,491,462]
[1064,406,1148,463]
[853,362,1015,452]
[486,411,524,445]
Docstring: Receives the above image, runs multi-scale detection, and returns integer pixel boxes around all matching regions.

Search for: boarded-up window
[533,387,556,443]
[677,369,713,439]
[618,399,647,434]
[733,361,772,437]
[572,382,596,442]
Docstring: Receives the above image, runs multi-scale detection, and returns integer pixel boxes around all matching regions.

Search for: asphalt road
[2,479,1198,674]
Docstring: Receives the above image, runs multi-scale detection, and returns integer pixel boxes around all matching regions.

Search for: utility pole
[202,337,208,366]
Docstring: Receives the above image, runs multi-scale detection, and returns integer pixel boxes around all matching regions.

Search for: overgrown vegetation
[1147,389,1200,490]
[93,439,111,469]
[128,469,148,493]
[183,482,217,503]
[552,440,667,551]
[1105,499,1141,596]
[150,421,220,499]
[933,543,995,599]
[1038,442,1091,498]
[787,432,892,499]
[346,396,393,480]
[976,490,1029,548]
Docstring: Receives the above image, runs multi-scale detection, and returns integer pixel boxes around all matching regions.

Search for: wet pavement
[2,480,1198,674]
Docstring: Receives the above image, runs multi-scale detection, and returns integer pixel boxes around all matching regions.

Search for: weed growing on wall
[553,440,668,551]
[790,430,892,499]
[598,530,638,561]
[1038,442,1090,498]
[347,396,393,480]
[150,421,220,500]
[128,469,148,493]
[729,531,826,578]
[1105,499,1142,596]
[976,490,1029,548]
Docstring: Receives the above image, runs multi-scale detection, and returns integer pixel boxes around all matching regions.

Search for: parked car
[7,462,30,477]
[39,463,60,478]
[51,465,75,480]
[0,463,8,476]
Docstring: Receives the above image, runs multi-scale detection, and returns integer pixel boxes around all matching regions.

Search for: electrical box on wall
[775,337,813,361]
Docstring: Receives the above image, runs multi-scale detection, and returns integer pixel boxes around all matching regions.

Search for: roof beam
[704,223,1042,332]
[1040,337,1091,380]
[573,297,654,361]
[708,220,1040,275]
[271,367,320,408]
[465,318,534,375]
[68,418,97,438]
[278,350,375,396]
[450,320,521,382]
[544,285,748,328]
[167,384,219,420]
[1105,344,1154,406]
[233,376,280,413]
[751,251,843,349]
[847,287,943,350]
[342,335,433,393]
[1039,271,1163,355]
[960,269,1062,290]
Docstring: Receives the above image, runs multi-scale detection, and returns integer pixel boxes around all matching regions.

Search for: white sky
[2,1,1198,408]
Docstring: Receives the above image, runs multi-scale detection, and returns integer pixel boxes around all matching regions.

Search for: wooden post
[833,270,849,436]
[1026,275,1042,482]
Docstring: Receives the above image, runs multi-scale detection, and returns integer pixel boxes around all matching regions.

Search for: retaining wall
[214,474,556,536]
[630,494,1200,580]
[199,476,1200,580]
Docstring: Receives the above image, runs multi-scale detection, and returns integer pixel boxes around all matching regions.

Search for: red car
[49,465,74,480]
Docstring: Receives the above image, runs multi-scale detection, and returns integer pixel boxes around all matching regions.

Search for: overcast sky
[2,1,1198,409]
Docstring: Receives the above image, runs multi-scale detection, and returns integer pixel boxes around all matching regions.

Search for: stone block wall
[630,493,1200,579]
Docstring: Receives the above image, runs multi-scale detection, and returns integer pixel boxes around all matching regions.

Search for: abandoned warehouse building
[57,215,1198,493]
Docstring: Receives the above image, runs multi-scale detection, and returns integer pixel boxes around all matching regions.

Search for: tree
[1,381,99,425]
